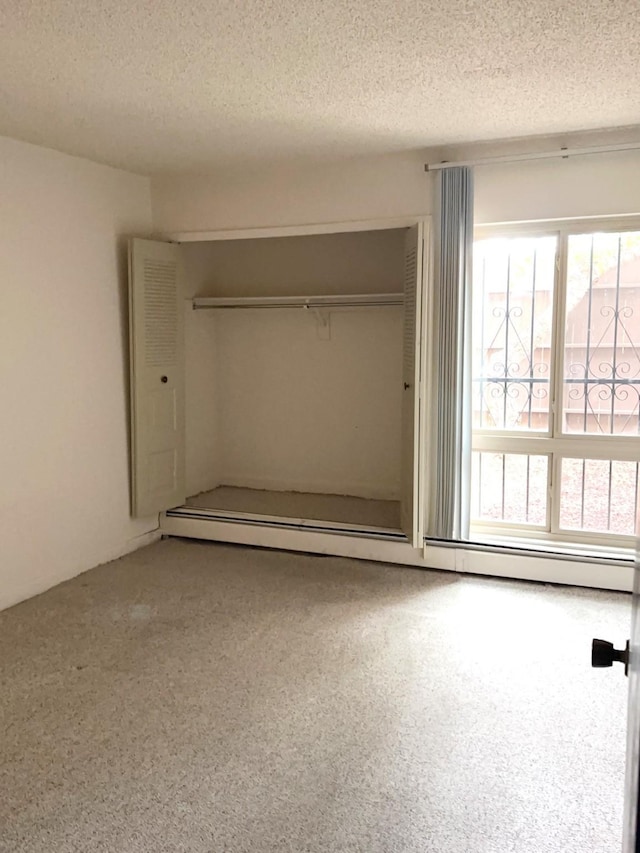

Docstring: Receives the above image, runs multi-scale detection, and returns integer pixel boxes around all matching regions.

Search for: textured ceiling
[1,0,639,175]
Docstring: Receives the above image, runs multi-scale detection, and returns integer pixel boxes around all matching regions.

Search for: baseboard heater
[165,506,407,542]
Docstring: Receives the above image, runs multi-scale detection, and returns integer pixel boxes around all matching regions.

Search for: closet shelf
[191,293,403,310]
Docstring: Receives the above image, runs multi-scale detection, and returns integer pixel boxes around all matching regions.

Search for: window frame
[471,216,640,551]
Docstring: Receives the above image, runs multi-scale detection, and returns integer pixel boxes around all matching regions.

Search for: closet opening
[182,228,407,533]
[128,218,428,548]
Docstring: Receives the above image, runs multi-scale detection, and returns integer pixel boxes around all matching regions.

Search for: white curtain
[428,167,474,540]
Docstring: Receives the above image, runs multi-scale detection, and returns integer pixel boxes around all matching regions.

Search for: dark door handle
[404,382,411,390]
[161,376,168,384]
[592,638,629,675]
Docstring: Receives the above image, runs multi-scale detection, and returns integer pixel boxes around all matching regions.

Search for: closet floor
[185,486,401,530]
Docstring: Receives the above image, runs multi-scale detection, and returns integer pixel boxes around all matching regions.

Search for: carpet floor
[0,539,631,852]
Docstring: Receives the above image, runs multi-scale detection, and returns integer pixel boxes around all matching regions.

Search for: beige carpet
[186,486,402,529]
[0,539,630,852]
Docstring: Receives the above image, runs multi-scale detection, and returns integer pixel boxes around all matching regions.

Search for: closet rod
[192,293,403,310]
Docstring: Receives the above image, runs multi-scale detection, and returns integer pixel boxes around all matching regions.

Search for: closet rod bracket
[306,305,331,340]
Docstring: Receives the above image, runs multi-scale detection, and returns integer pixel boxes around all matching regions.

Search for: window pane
[563,231,640,435]
[471,452,548,526]
[559,458,640,535]
[472,236,557,431]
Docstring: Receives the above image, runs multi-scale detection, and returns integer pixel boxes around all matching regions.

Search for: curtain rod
[424,141,640,171]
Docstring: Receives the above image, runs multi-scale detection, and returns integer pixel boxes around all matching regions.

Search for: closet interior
[182,228,407,531]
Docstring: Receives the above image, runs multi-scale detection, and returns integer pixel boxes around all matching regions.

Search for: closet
[128,221,428,548]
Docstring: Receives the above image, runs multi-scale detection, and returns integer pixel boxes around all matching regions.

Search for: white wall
[152,151,431,234]
[182,230,406,500]
[474,149,640,224]
[183,230,406,296]
[0,136,155,610]
[151,142,640,237]
[214,308,403,499]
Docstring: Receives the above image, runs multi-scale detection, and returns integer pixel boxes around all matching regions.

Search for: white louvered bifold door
[400,222,426,547]
[128,238,185,517]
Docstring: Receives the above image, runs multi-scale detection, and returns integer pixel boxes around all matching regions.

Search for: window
[471,223,640,550]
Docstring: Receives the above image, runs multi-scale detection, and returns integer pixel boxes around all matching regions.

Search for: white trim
[426,141,640,172]
[162,513,430,562]
[473,433,640,460]
[550,229,565,446]
[159,513,632,591]
[550,452,562,537]
[161,216,422,244]
[405,219,427,546]
[470,530,636,560]
[471,520,638,550]
[474,528,638,553]
[476,215,640,237]
[417,219,432,540]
